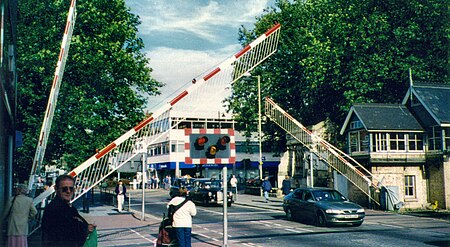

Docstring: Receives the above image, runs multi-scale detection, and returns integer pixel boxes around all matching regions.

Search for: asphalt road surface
[129,190,450,247]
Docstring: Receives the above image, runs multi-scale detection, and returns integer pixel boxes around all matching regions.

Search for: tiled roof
[353,104,423,131]
[412,84,450,124]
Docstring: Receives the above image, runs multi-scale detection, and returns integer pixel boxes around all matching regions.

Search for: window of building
[193,122,205,129]
[444,128,450,151]
[408,133,424,151]
[405,175,415,197]
[207,122,220,128]
[389,133,406,151]
[177,121,191,129]
[428,127,442,150]
[350,120,363,130]
[350,130,369,153]
[372,133,387,152]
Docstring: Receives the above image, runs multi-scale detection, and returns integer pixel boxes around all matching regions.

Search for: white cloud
[128,0,271,42]
[125,0,276,111]
[145,44,241,110]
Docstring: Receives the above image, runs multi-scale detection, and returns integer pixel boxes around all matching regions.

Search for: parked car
[189,178,233,206]
[169,177,195,198]
[283,187,365,227]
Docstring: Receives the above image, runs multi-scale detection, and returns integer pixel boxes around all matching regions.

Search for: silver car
[283,187,365,226]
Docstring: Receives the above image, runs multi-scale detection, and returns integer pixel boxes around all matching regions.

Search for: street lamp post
[257,75,263,197]
[243,72,264,197]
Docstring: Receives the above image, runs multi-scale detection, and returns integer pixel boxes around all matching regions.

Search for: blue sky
[125,0,277,111]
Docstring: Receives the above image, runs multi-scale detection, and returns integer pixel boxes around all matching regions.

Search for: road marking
[251,220,315,233]
[197,208,223,215]
[228,211,278,215]
[194,232,220,242]
[234,204,282,213]
[378,223,405,229]
[285,228,314,233]
[128,228,153,242]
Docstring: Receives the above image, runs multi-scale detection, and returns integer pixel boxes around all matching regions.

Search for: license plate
[344,215,359,219]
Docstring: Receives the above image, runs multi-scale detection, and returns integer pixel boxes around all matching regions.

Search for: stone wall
[428,163,445,208]
[371,165,427,209]
[444,156,450,209]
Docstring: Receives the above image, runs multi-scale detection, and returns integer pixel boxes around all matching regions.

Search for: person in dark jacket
[42,174,96,247]
[281,175,292,195]
[261,177,272,203]
[115,180,127,212]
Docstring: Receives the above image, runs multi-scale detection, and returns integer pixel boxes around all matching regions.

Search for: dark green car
[189,178,233,207]
[283,187,365,227]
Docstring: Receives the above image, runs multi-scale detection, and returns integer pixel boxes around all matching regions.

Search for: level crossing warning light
[184,129,236,164]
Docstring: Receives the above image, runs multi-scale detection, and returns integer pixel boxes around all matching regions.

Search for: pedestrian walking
[230,174,238,198]
[42,174,96,247]
[2,184,37,247]
[167,187,197,247]
[163,176,169,190]
[115,180,127,212]
[282,175,292,195]
[261,177,272,203]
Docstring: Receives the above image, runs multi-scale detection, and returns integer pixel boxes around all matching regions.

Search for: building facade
[0,0,18,215]
[117,110,281,188]
[340,84,450,209]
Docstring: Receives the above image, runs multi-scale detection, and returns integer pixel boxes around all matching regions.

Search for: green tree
[229,0,448,151]
[16,0,162,180]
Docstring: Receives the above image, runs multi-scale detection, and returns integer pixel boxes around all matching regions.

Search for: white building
[118,109,281,188]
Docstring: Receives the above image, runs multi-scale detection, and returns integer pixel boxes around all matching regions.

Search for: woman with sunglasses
[41,174,96,247]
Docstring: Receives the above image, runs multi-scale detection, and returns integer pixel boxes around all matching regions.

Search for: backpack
[156,199,189,247]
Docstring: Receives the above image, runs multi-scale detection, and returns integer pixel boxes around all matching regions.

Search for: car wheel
[352,222,362,227]
[285,208,293,221]
[316,211,327,227]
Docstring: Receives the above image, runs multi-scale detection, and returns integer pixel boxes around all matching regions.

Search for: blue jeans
[175,227,192,247]
[264,191,269,201]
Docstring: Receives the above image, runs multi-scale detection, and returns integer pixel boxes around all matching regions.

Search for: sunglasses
[61,186,75,193]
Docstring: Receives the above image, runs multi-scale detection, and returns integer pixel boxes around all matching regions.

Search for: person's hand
[88,223,96,233]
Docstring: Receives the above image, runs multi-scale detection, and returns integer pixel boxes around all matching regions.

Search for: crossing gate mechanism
[32,23,281,206]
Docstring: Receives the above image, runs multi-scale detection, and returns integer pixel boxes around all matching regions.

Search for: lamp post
[244,73,264,197]
[257,75,263,197]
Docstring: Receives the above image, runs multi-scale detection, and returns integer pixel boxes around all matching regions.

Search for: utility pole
[141,144,146,221]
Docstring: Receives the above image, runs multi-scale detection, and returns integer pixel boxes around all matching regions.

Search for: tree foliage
[228,0,448,151]
[16,0,162,179]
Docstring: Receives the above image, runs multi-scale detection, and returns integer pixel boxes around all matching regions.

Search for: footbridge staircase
[265,98,381,205]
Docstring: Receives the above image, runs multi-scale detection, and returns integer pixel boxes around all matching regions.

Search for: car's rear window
[202,180,221,189]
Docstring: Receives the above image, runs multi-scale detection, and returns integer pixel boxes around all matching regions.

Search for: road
[128,190,450,247]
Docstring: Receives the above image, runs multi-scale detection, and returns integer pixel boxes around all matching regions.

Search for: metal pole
[223,166,228,247]
[8,135,13,198]
[258,75,263,197]
[310,152,314,188]
[141,151,146,221]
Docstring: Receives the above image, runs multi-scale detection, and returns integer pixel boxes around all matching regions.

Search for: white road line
[128,228,153,242]
[285,227,314,233]
[229,211,278,215]
[194,232,220,242]
[378,223,405,229]
[197,208,223,215]
[234,204,282,213]
[250,220,315,233]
